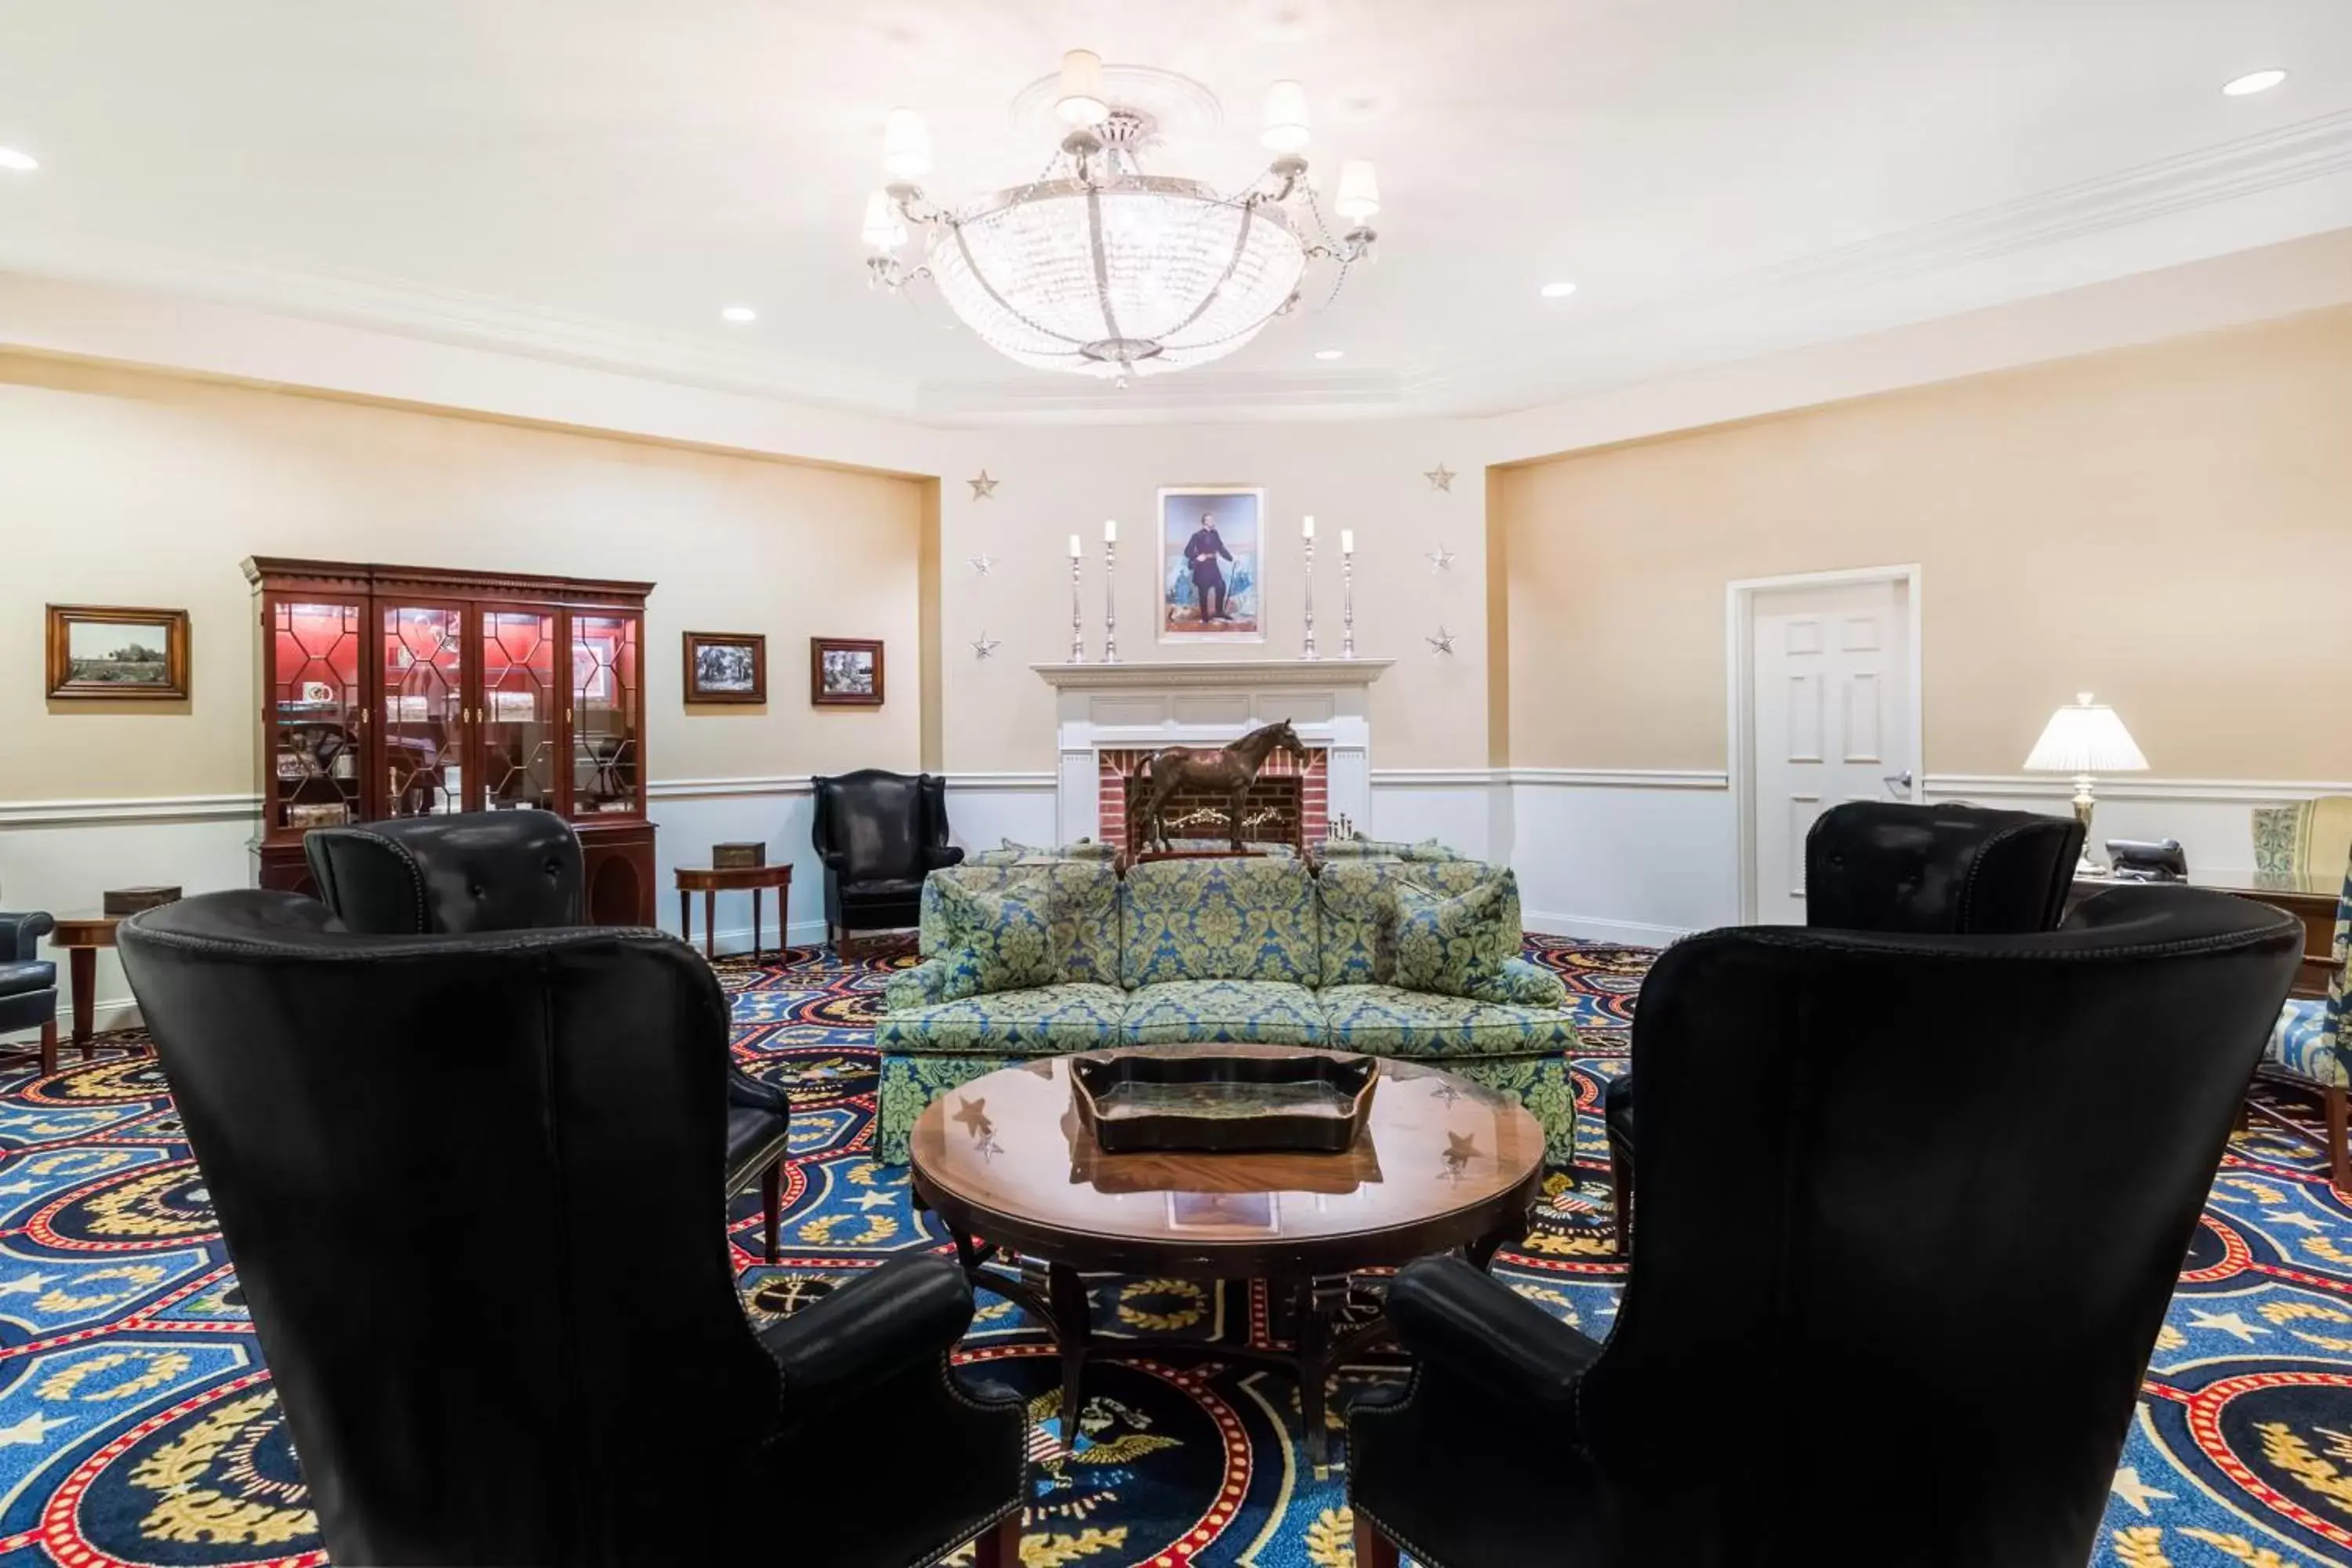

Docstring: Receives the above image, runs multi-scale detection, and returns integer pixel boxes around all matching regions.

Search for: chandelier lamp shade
[861,53,1381,384]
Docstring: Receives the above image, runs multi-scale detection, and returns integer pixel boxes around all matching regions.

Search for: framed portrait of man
[1157,487,1264,644]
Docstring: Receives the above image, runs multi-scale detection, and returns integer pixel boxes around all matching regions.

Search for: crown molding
[0,231,923,418]
[1406,110,2352,412]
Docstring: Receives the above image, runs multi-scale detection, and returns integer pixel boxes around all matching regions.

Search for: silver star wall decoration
[971,631,1003,659]
[1424,463,1455,492]
[967,552,996,576]
[967,470,999,500]
[1427,543,1456,573]
[1426,626,1457,655]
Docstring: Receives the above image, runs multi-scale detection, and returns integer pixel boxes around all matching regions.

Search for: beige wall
[1,354,926,802]
[1498,305,2352,779]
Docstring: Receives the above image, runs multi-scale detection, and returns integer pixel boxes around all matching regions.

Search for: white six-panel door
[1749,577,1915,924]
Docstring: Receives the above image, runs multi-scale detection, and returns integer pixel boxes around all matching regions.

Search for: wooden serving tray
[1069,1048,1379,1156]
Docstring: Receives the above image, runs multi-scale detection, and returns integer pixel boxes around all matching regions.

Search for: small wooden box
[712,842,767,869]
[104,886,183,916]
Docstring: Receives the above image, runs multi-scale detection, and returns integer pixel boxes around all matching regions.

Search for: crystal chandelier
[861,51,1381,383]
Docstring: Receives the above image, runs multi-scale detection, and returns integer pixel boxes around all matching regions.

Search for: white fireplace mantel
[1031,659,1392,844]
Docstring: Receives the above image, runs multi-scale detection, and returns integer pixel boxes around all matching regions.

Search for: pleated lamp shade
[2024,693,2149,774]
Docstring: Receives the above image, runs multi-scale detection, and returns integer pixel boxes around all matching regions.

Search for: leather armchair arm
[1386,1255,1604,1405]
[884,959,952,1013]
[758,1254,975,1412]
[726,1065,790,1116]
[922,844,967,871]
[0,912,55,961]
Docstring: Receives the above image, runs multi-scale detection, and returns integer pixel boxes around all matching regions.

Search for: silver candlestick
[1302,534,1319,660]
[1103,535,1119,662]
[1341,544,1356,659]
[1068,552,1086,663]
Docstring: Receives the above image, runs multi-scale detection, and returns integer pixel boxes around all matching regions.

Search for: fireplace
[1100,746,1328,855]
[1033,659,1391,850]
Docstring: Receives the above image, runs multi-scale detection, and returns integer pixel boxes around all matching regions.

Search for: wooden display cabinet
[242,558,657,925]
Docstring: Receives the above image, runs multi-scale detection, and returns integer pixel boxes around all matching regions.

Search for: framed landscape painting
[1158,486,1265,644]
[811,637,884,707]
[45,604,191,700]
[682,630,766,705]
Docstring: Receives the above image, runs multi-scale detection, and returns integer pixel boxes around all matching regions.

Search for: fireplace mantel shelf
[1031,659,1393,691]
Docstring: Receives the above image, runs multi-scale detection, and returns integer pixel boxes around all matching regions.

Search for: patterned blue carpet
[0,938,2350,1566]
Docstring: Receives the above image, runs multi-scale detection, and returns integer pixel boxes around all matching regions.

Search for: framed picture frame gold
[45,604,192,700]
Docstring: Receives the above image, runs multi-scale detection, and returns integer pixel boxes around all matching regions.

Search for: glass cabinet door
[478,607,561,812]
[380,603,469,817]
[568,612,642,818]
[265,596,367,836]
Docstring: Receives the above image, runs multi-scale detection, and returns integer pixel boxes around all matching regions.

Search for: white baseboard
[1524,910,1689,948]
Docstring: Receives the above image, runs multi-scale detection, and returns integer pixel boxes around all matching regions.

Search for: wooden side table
[674,864,793,962]
[49,914,122,1063]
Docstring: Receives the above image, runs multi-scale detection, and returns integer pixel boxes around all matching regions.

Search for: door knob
[1883,770,1915,799]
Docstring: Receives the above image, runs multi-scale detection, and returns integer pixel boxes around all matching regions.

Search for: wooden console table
[2072,869,2336,998]
[676,864,793,962]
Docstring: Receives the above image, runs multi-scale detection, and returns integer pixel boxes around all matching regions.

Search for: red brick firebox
[1098,746,1330,854]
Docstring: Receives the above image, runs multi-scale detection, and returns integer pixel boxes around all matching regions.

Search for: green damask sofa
[874,849,1584,1166]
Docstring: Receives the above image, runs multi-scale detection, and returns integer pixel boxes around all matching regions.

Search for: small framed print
[45,604,191,700]
[285,801,350,830]
[810,637,884,708]
[1165,1191,1280,1236]
[683,631,767,706]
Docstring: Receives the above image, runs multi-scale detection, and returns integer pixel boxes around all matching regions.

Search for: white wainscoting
[11,770,2345,1036]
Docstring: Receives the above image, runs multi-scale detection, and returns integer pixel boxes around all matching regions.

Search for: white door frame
[1727,564,1925,923]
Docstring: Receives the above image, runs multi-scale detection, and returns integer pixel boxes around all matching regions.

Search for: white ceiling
[1,0,2347,423]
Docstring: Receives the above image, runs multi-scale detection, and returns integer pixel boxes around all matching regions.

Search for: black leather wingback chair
[810,770,964,960]
[1606,801,2084,1250]
[1351,886,2299,1568]
[0,901,59,1076]
[118,891,1029,1566]
[307,811,794,1262]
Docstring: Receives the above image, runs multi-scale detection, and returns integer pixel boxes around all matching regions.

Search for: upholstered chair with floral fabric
[2259,847,2352,1191]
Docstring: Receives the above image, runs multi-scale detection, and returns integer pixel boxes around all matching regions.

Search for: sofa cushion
[1381,873,1531,1004]
[931,879,1057,1000]
[2267,997,2344,1089]
[1120,855,1319,986]
[919,861,1120,986]
[1118,979,1328,1046]
[1316,857,1502,988]
[875,982,1127,1058]
[1319,983,1580,1058]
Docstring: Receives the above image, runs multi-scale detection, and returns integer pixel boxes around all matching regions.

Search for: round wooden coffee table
[909,1049,1545,1467]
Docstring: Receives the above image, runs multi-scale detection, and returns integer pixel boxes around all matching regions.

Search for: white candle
[1104,519,1117,543]
[1341,528,1355,554]
[1069,533,1081,557]
[1302,514,1316,539]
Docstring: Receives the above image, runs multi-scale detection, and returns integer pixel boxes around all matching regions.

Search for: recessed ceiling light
[0,147,38,172]
[720,305,758,323]
[1540,280,1577,299]
[2222,69,2288,96]
[1314,348,1345,361]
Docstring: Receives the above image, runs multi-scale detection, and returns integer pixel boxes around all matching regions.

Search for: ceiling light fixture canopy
[2221,68,2288,96]
[862,55,1381,386]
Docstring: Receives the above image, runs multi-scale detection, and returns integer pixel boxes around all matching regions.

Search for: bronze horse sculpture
[1132,719,1314,854]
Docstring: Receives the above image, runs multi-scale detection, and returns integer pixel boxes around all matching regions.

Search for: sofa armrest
[1483,956,1569,1007]
[1386,1255,1603,1406]
[884,958,953,1012]
[0,913,54,962]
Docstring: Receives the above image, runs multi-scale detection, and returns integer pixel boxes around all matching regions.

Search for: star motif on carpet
[1424,463,1455,492]
[1427,543,1456,572]
[2108,1466,2176,1515]
[849,1189,896,1211]
[2263,1209,2326,1231]
[968,470,999,500]
[0,1411,72,1446]
[971,631,1002,659]
[968,552,996,576]
[2187,1308,2267,1343]
[0,1271,58,1297]
[1426,626,1457,655]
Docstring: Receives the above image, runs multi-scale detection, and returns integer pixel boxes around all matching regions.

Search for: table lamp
[2024,692,2148,873]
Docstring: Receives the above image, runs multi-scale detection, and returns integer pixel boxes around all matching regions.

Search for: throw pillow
[1376,872,1526,1004]
[932,877,1057,1001]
